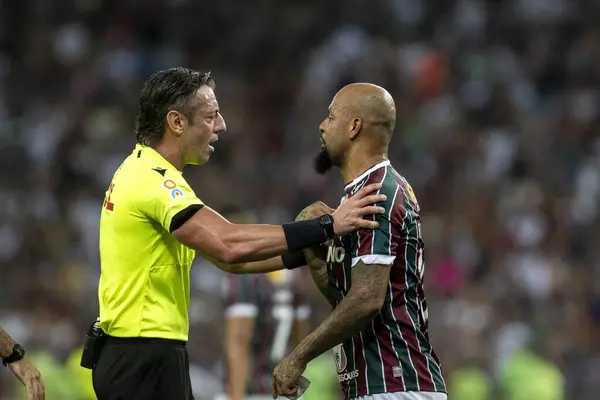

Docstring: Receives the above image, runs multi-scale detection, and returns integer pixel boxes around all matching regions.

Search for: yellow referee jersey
[98,144,203,341]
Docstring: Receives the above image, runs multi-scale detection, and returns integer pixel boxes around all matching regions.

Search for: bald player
[272,84,447,400]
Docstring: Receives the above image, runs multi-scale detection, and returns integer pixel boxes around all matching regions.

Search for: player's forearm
[309,263,336,306]
[227,346,250,400]
[293,319,310,347]
[303,249,336,306]
[290,293,381,365]
[0,328,17,357]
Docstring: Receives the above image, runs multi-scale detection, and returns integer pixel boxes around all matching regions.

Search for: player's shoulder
[394,173,419,207]
[354,163,389,190]
[346,162,389,197]
[377,166,421,219]
[389,169,421,220]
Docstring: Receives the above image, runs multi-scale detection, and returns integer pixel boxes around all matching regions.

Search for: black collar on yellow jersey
[134,144,183,176]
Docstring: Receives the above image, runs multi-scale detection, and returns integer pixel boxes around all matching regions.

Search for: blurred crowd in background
[1,0,600,398]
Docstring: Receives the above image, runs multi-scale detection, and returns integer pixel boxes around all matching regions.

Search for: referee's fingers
[356,205,386,218]
[355,194,387,208]
[352,183,382,199]
[356,217,380,230]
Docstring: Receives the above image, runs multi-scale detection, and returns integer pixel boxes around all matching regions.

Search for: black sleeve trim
[169,204,204,233]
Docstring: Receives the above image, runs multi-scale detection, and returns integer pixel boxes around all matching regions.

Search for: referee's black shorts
[92,336,194,400]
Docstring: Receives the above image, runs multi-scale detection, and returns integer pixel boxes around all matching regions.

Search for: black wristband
[282,219,328,252]
[282,251,307,270]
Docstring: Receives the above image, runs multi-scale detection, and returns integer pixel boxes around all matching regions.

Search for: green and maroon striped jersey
[222,270,310,395]
[327,160,446,399]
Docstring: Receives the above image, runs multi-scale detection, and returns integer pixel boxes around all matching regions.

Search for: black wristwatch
[3,344,25,366]
[318,214,336,239]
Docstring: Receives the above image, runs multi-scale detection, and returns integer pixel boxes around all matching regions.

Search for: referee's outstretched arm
[172,182,385,266]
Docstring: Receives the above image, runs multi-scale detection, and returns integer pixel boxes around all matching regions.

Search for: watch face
[320,214,333,224]
[15,345,25,357]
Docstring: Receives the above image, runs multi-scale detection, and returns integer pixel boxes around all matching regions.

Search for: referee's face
[184,86,226,165]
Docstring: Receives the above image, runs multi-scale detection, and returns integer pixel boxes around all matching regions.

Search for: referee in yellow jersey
[91,67,387,400]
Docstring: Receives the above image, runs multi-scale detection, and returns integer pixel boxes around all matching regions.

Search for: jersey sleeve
[349,183,400,267]
[222,274,259,318]
[137,172,204,233]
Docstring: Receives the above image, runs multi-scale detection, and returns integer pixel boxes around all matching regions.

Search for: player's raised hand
[332,183,386,236]
[9,358,45,400]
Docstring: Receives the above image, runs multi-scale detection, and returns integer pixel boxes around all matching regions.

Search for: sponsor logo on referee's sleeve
[161,178,184,199]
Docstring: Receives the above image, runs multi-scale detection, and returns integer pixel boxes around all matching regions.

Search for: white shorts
[354,392,447,400]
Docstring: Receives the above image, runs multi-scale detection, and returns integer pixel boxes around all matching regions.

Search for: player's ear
[349,117,362,140]
[166,110,186,137]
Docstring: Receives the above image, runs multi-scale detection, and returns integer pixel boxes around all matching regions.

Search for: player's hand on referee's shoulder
[9,358,45,400]
[332,182,386,236]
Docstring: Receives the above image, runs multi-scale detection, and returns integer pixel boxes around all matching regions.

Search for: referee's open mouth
[209,135,219,152]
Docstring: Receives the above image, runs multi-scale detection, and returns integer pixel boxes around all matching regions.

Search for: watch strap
[2,344,25,366]
[319,214,335,239]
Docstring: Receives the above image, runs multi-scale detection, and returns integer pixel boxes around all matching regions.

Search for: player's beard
[314,147,333,175]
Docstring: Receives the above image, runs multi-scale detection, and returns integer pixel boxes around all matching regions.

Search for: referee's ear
[166,110,186,137]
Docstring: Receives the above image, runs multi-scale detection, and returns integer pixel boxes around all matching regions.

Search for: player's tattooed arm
[303,247,336,306]
[290,261,391,365]
[295,201,334,223]
[0,328,17,357]
[294,206,312,221]
[295,201,337,305]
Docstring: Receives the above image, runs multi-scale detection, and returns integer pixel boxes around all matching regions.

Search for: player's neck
[152,141,184,171]
[340,151,388,186]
